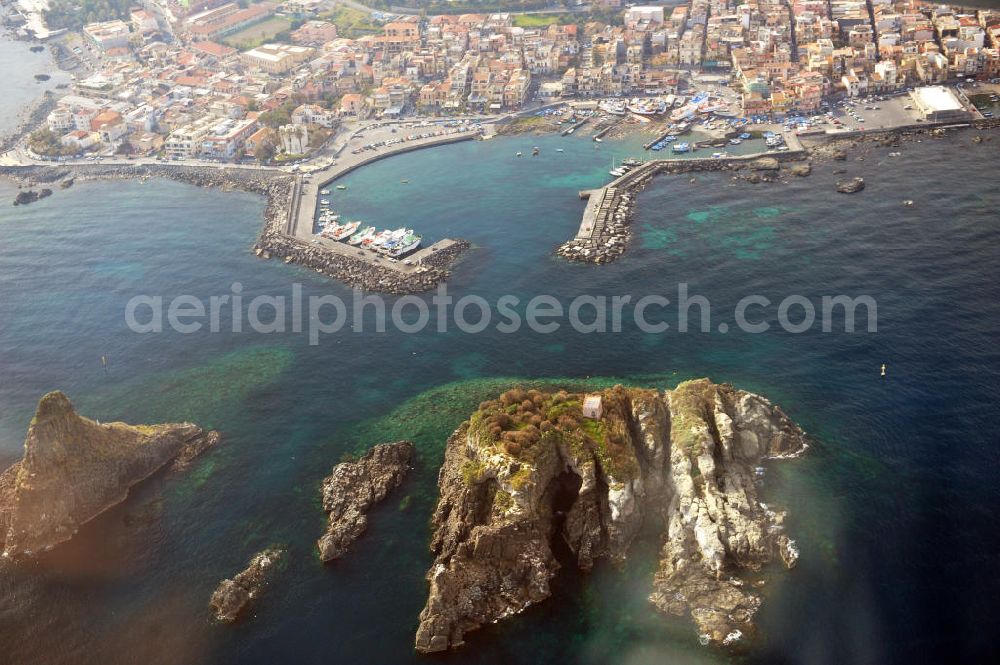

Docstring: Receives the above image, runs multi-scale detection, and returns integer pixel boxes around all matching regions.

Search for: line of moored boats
[316,191,422,259]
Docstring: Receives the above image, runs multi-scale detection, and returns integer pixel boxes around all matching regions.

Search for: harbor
[255,125,484,294]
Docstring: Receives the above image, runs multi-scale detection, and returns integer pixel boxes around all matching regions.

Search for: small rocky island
[415,379,805,653]
[210,547,286,623]
[317,441,414,561]
[0,391,219,558]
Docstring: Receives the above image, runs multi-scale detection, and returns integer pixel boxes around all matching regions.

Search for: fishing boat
[609,167,627,177]
[348,225,375,245]
[729,138,742,145]
[401,179,409,183]
[556,148,565,152]
[672,142,691,153]
[320,199,330,205]
[383,229,422,257]
[375,228,409,253]
[516,151,523,157]
[739,132,752,140]
[532,146,540,156]
[336,184,347,190]
[320,189,330,195]
[364,229,392,249]
[329,220,361,241]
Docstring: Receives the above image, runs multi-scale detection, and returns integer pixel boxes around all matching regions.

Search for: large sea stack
[0,391,219,558]
[415,379,806,653]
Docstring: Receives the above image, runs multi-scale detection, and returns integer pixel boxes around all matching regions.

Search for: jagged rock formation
[317,441,414,561]
[415,380,806,653]
[0,391,219,558]
[210,547,286,623]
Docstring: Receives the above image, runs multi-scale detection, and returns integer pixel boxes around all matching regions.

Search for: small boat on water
[672,142,691,153]
[336,185,347,190]
[729,138,742,145]
[532,147,540,156]
[739,132,752,140]
[401,179,409,183]
[516,152,523,157]
[320,189,330,195]
[556,148,565,152]
[320,199,330,205]
[594,137,603,143]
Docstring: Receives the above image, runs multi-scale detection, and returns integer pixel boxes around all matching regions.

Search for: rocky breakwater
[557,155,809,265]
[414,379,806,653]
[210,547,286,623]
[255,232,470,295]
[317,441,414,561]
[0,391,219,558]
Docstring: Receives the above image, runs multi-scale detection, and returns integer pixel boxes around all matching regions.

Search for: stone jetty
[557,151,808,264]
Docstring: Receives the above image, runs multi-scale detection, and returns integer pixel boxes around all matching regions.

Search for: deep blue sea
[1,125,999,665]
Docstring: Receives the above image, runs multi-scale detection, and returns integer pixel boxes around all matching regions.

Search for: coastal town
[1,0,998,167]
[1,0,999,284]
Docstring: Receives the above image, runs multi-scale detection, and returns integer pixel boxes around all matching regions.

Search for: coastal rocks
[317,441,414,561]
[415,380,806,653]
[13,188,51,205]
[750,157,780,171]
[210,547,286,623]
[0,391,219,558]
[836,177,866,194]
[787,162,812,177]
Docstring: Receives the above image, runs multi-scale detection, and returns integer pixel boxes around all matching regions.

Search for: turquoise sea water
[1,129,999,665]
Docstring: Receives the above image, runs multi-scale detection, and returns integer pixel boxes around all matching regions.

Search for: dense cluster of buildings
[33,1,998,160]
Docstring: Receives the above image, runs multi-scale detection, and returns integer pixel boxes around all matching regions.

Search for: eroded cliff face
[415,379,805,653]
[0,391,219,558]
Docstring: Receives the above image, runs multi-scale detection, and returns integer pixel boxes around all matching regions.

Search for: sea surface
[0,34,70,136]
[1,125,999,665]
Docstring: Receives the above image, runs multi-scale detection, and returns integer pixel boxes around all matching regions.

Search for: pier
[561,118,588,136]
[559,149,807,264]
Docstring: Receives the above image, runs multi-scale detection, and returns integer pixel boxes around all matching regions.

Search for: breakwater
[557,151,807,264]
[0,155,473,295]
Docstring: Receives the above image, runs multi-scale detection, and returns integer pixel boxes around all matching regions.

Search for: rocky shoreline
[415,380,806,653]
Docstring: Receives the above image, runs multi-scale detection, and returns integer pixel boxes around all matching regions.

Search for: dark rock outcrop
[836,177,865,193]
[210,547,286,623]
[415,380,806,653]
[787,162,812,177]
[13,189,51,206]
[317,441,414,561]
[0,391,219,557]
